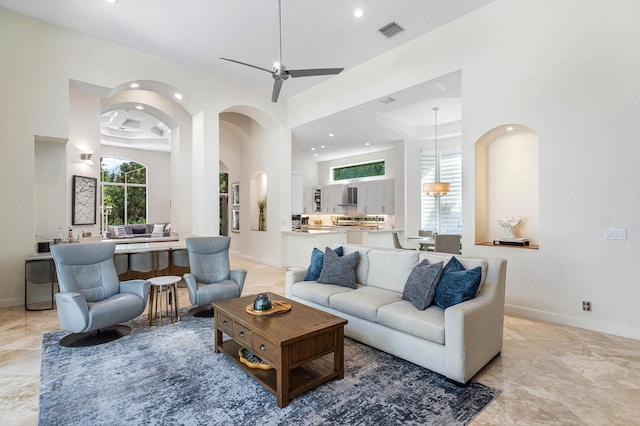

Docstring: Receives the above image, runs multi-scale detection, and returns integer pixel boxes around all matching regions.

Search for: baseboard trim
[0,297,24,309]
[505,304,640,340]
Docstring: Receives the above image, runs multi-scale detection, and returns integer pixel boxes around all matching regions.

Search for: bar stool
[113,253,129,280]
[25,259,56,311]
[170,249,190,286]
[128,250,169,279]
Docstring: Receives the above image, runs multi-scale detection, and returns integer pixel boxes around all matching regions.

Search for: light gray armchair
[50,242,150,347]
[183,236,246,317]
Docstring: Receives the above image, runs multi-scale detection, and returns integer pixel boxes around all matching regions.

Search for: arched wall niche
[475,124,540,247]
[219,104,287,264]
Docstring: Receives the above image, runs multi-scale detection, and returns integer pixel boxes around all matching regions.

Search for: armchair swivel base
[189,305,215,317]
[59,325,132,348]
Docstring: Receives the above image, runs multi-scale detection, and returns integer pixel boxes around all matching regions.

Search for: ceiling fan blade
[219,57,273,74]
[271,78,284,103]
[288,68,344,78]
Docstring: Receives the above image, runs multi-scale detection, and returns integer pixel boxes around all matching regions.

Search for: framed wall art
[231,209,240,233]
[231,182,240,206]
[72,175,97,225]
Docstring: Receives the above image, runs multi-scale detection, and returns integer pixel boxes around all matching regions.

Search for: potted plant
[257,197,267,231]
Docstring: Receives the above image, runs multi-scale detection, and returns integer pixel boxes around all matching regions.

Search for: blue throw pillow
[434,257,482,310]
[303,246,343,281]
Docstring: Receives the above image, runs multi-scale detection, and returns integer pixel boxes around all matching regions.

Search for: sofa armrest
[444,257,507,384]
[285,267,308,298]
[54,292,90,333]
[120,279,151,305]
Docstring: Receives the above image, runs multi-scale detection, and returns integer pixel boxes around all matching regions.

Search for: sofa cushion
[117,225,128,237]
[366,249,419,293]
[402,259,444,310]
[304,246,343,281]
[131,227,146,235]
[376,300,445,345]
[329,286,401,322]
[291,282,352,307]
[317,247,359,288]
[434,257,482,310]
[342,245,370,284]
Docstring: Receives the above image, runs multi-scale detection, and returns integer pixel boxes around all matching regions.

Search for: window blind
[420,148,462,234]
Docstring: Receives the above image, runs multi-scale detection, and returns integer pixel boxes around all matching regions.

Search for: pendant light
[422,106,450,197]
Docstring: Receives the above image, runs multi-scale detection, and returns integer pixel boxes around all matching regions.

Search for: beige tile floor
[2,255,640,425]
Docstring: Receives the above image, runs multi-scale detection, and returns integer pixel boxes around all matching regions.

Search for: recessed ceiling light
[314,153,318,157]
[354,9,365,18]
[328,133,334,137]
[135,105,144,110]
[174,93,183,100]
[320,145,325,149]
[130,83,139,89]
[506,126,514,131]
[311,147,316,151]
[364,142,371,146]
[105,0,117,4]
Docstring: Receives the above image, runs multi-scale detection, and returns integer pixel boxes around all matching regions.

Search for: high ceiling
[0,0,494,160]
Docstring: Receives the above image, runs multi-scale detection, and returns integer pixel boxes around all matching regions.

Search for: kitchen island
[281,228,402,267]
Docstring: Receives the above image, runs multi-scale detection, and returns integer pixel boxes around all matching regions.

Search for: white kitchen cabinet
[302,187,314,214]
[356,179,394,214]
[321,184,347,214]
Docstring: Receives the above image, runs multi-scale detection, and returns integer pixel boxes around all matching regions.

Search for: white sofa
[285,244,507,384]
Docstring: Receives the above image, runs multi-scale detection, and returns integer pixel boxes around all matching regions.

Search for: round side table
[147,275,181,326]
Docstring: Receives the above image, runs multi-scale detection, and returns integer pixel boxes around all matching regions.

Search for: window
[100,157,147,228]
[332,160,385,181]
[421,149,462,233]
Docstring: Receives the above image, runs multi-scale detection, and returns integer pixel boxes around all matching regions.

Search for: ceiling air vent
[379,96,396,104]
[378,21,405,38]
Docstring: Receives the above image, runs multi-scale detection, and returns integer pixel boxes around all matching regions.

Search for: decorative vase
[496,216,521,239]
[259,210,265,231]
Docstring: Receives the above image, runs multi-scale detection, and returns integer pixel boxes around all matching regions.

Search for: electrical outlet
[582,301,591,311]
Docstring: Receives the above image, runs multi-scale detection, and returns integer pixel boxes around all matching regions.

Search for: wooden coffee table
[212,292,347,408]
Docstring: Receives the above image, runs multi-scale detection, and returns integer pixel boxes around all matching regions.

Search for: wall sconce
[80,152,94,165]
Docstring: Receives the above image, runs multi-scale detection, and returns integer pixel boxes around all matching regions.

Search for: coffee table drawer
[233,322,253,347]
[252,334,276,364]
[217,313,234,334]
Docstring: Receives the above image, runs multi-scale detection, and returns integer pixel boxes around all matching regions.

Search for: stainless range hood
[338,187,358,206]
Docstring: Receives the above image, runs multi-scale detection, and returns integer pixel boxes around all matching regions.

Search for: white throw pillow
[151,223,165,237]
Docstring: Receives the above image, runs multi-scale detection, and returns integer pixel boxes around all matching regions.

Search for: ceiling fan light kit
[219,0,343,102]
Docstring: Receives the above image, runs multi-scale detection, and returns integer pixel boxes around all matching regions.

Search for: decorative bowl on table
[238,348,272,370]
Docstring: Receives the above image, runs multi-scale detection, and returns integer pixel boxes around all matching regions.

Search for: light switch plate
[604,228,627,240]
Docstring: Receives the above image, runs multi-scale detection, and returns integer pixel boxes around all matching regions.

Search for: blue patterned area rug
[39,313,499,425]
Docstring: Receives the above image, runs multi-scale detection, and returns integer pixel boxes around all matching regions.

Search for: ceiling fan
[219,0,344,103]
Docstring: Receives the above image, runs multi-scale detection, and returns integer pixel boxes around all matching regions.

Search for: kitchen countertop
[284,227,400,235]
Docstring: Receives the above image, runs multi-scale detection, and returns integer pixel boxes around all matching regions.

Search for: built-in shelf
[476,242,539,250]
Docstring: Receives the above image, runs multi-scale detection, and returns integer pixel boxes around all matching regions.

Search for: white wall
[288,0,640,339]
[34,138,66,244]
[3,1,640,340]
[0,7,286,307]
